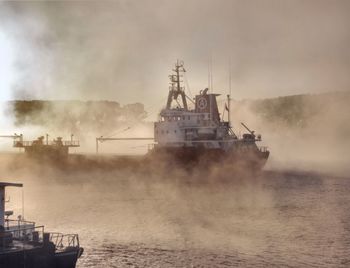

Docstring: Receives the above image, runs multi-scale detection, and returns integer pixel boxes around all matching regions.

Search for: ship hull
[0,247,83,268]
[148,146,269,170]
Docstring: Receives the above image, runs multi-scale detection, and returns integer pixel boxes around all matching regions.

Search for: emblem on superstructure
[197,97,207,110]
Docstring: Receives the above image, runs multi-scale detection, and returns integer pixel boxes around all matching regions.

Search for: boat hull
[148,146,269,170]
[0,247,83,268]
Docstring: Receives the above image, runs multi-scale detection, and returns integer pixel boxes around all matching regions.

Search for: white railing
[50,232,80,252]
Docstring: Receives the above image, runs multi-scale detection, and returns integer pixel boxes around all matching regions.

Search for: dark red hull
[148,146,269,170]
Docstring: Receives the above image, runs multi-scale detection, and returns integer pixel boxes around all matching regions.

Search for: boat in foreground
[0,182,83,268]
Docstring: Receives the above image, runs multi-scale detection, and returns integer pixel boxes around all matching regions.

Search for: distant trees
[252,95,308,127]
[7,100,147,134]
[250,92,350,128]
[6,92,350,134]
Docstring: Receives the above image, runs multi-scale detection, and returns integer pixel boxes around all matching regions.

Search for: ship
[149,61,270,169]
[0,182,83,268]
[13,134,80,159]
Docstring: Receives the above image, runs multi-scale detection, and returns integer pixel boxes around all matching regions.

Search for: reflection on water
[4,166,350,267]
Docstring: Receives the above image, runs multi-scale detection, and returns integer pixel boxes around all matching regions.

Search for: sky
[0,0,349,108]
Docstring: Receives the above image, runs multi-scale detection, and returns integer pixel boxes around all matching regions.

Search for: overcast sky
[0,0,349,108]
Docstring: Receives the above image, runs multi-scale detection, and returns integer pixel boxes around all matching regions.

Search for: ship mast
[0,182,23,229]
[228,58,232,127]
[166,60,188,110]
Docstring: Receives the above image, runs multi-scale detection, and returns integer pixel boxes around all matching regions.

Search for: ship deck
[0,239,42,254]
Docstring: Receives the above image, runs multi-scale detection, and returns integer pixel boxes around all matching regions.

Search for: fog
[1,91,349,175]
[0,93,349,266]
[0,0,349,106]
[1,151,349,267]
[0,154,293,253]
[0,0,349,167]
[0,2,350,267]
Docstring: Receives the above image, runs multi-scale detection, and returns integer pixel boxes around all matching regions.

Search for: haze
[1,2,350,267]
[0,0,349,108]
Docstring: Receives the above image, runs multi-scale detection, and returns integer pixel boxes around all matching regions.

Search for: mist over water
[0,156,350,267]
[0,68,349,267]
[0,0,350,267]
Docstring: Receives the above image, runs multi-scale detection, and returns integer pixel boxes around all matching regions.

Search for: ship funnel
[195,90,221,122]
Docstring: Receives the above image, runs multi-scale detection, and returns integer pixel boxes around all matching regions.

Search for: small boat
[0,182,83,268]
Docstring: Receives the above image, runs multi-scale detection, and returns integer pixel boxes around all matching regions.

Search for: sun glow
[0,31,15,101]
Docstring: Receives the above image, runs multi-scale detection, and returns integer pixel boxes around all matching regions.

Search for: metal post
[94,137,153,154]
[0,187,5,228]
[229,57,231,127]
[0,183,23,228]
[96,138,98,154]
[227,94,231,127]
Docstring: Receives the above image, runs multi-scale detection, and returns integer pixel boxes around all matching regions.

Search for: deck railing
[1,219,80,254]
[0,225,45,253]
[49,232,80,251]
[258,146,269,153]
[13,140,80,147]
[5,219,36,230]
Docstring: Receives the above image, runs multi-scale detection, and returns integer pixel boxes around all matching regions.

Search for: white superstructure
[152,61,269,167]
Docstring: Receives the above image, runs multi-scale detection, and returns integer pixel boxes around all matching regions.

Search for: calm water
[5,167,350,267]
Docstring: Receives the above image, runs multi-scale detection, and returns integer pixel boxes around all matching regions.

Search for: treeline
[6,91,350,133]
[6,100,147,134]
[239,91,350,128]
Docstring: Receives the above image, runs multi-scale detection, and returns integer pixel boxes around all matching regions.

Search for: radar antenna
[166,60,188,110]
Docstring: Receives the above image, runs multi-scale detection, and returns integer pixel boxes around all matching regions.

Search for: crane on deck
[95,137,154,154]
[0,134,23,149]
